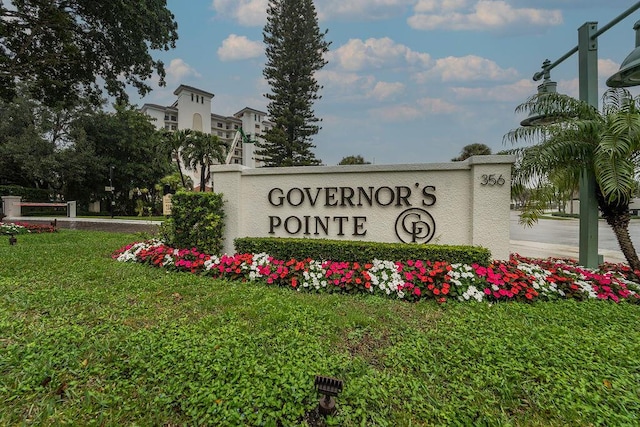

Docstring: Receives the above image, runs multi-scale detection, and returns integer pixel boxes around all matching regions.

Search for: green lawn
[1,231,639,426]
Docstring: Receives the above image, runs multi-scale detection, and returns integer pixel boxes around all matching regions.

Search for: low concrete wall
[1,196,77,218]
[211,155,514,259]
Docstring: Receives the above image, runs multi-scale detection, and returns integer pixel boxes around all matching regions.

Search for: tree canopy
[0,0,178,107]
[451,143,492,161]
[256,0,330,167]
[338,155,371,165]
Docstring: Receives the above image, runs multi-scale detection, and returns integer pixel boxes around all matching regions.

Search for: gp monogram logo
[394,208,436,244]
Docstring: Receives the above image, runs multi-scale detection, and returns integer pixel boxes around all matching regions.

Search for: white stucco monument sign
[210,155,515,259]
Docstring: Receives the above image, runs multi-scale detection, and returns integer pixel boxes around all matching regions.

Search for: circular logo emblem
[395,208,436,244]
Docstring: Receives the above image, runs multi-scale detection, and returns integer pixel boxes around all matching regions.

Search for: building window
[191,93,194,101]
[234,159,240,164]
[164,124,170,130]
[171,124,177,130]
[234,125,239,130]
[226,133,230,139]
[164,114,169,120]
[255,124,260,129]
[235,150,241,156]
[217,131,223,136]
[170,115,177,121]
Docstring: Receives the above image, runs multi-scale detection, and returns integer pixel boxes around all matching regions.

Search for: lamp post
[109,165,115,219]
[524,2,640,268]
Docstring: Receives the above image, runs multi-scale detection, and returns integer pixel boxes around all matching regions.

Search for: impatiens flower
[113,241,640,304]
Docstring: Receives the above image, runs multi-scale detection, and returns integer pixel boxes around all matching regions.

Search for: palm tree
[159,129,191,188]
[505,88,640,272]
[181,131,229,192]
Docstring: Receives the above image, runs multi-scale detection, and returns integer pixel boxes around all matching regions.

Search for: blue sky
[132,0,640,165]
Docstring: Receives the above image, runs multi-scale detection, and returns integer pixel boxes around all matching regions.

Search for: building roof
[140,103,178,112]
[173,84,215,98]
[234,106,268,117]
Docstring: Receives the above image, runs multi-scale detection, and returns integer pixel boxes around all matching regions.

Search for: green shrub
[161,191,225,254]
[0,185,50,202]
[234,237,491,265]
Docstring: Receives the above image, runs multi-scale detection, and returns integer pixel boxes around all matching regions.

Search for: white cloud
[451,79,536,102]
[369,96,459,121]
[370,104,424,121]
[329,38,431,72]
[599,58,620,80]
[212,0,267,26]
[369,81,405,100]
[316,0,415,20]
[416,96,459,113]
[317,69,373,88]
[415,55,518,83]
[408,0,563,32]
[166,58,201,81]
[218,34,263,61]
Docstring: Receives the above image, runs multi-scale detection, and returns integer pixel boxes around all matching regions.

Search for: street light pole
[526,3,640,268]
[577,22,600,268]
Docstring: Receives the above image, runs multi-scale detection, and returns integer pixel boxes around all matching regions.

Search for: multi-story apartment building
[141,85,272,189]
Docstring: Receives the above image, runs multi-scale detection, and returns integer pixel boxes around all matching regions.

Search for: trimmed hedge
[161,191,225,254]
[0,185,50,202]
[234,237,491,265]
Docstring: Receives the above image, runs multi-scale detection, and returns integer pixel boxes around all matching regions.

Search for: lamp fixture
[314,375,343,416]
[607,20,640,87]
[520,60,561,127]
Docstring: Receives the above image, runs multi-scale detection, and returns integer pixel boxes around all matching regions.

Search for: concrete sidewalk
[4,216,161,234]
[3,216,629,263]
[509,240,627,264]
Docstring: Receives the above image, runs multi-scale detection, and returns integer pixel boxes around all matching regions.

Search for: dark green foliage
[256,0,330,166]
[0,94,56,188]
[338,155,371,165]
[451,143,492,161]
[234,237,491,265]
[0,0,178,107]
[0,185,50,201]
[162,192,225,254]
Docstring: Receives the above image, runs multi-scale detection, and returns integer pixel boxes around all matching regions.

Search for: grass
[1,231,639,426]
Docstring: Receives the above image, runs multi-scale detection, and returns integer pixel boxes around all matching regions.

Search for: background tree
[451,143,492,161]
[505,88,640,272]
[256,0,330,167]
[181,131,228,192]
[338,155,371,165]
[0,92,57,188]
[62,104,173,211]
[0,0,178,107]
[160,129,191,188]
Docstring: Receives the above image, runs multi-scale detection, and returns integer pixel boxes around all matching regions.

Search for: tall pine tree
[257,0,330,166]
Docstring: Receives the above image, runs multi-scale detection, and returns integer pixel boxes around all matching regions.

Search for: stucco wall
[211,155,514,259]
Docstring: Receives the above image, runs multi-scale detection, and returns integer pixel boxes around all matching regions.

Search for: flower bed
[113,240,640,304]
[0,222,56,235]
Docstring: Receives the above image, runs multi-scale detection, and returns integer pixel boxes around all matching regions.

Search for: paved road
[509,211,639,263]
[509,211,640,251]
